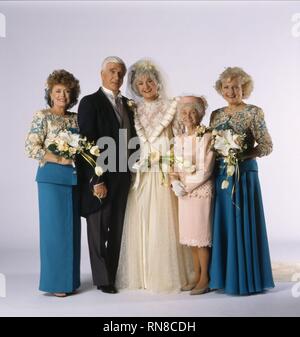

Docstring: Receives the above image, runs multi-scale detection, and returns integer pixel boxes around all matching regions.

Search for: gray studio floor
[0,241,300,317]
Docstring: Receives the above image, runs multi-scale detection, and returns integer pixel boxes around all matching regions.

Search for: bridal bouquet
[132,148,199,189]
[163,151,196,175]
[47,129,103,176]
[211,129,247,189]
[149,148,196,186]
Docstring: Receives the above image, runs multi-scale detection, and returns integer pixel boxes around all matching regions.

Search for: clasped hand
[171,180,187,197]
[93,183,108,199]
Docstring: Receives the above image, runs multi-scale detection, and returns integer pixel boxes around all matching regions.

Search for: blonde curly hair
[215,67,254,99]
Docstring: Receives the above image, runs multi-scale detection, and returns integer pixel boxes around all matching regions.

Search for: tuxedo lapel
[122,97,135,131]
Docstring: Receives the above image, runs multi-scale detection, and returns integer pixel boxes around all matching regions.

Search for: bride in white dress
[116,59,192,293]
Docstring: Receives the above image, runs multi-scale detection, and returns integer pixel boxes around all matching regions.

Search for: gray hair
[127,59,165,98]
[177,95,208,118]
[101,56,127,74]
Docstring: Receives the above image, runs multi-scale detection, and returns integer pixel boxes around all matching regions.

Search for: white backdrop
[0,0,299,252]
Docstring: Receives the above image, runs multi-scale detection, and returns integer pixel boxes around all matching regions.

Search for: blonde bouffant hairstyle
[215,67,254,99]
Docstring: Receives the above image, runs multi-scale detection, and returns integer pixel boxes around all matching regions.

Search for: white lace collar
[134,97,179,144]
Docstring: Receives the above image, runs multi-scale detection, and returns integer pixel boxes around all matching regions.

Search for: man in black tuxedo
[77,56,137,294]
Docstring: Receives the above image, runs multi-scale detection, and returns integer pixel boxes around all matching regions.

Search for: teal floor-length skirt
[37,182,81,293]
[209,159,275,295]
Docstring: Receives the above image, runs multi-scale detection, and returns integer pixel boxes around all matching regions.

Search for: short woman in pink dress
[170,96,215,295]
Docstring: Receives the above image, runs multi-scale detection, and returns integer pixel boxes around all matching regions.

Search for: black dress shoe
[97,285,118,294]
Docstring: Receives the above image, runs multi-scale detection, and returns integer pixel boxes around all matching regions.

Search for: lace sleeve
[250,107,273,157]
[25,111,47,161]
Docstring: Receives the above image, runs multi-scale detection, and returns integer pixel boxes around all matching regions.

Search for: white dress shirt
[101,86,124,125]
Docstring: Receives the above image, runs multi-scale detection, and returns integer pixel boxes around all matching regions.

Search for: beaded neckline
[44,109,75,118]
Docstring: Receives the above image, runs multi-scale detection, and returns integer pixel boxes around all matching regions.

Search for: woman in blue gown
[25,70,81,297]
[209,67,275,295]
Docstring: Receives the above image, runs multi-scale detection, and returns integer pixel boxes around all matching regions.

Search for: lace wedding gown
[116,98,193,293]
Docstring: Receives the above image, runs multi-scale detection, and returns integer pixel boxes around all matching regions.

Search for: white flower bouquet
[47,129,103,176]
[211,129,247,189]
[132,147,195,186]
[158,148,196,186]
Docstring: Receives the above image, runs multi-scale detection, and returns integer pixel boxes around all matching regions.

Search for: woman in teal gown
[209,67,275,295]
[25,70,81,297]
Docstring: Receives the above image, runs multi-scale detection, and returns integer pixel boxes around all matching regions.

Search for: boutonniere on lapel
[126,99,137,114]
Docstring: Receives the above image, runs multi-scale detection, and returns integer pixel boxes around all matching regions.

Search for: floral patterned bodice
[25,109,78,161]
[209,104,273,157]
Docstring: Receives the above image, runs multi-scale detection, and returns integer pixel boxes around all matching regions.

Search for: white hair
[127,59,166,100]
[173,94,208,134]
[101,56,127,74]
[177,94,208,116]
